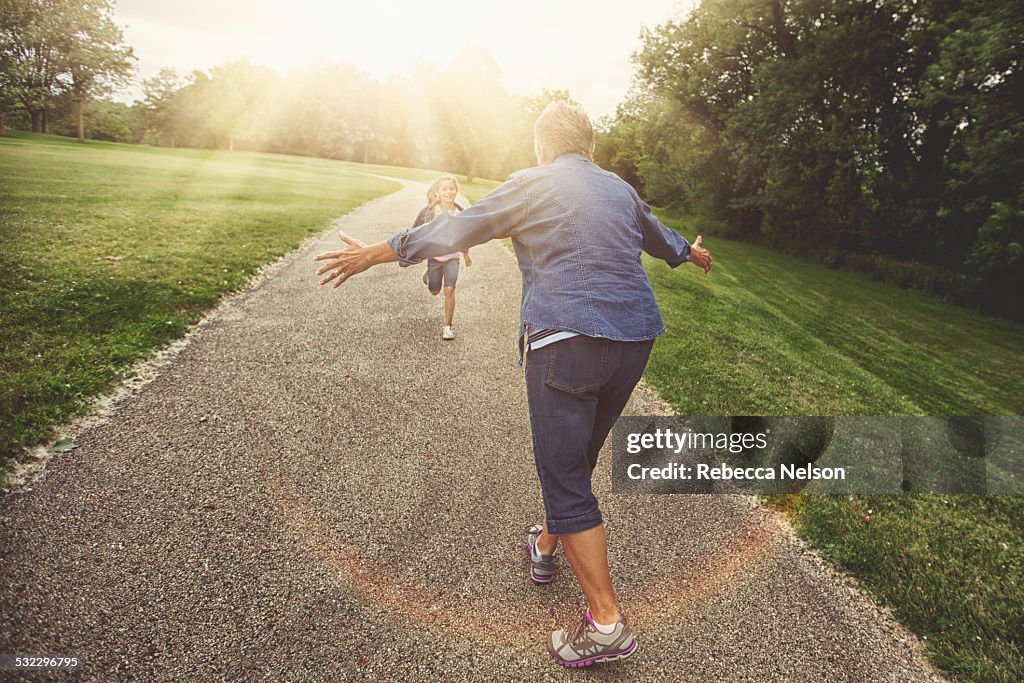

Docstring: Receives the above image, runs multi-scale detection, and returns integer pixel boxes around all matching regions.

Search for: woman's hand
[689,235,712,274]
[314,231,397,288]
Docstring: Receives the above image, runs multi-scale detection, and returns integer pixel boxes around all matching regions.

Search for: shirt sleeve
[636,197,691,268]
[387,177,527,267]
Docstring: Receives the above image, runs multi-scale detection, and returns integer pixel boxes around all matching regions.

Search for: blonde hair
[426,174,460,205]
[533,102,595,161]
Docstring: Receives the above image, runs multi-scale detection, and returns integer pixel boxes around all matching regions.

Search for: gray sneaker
[523,524,556,584]
[548,609,638,668]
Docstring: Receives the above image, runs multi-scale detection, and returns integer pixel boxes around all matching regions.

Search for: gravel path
[0,180,946,681]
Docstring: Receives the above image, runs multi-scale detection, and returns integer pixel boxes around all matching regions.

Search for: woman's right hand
[314,231,397,287]
[690,235,712,274]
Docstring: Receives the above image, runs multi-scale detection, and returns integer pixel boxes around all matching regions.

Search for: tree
[0,24,16,134]
[275,60,379,159]
[0,0,64,132]
[0,0,133,137]
[63,0,134,142]
[412,45,539,180]
[204,61,275,152]
[140,67,183,146]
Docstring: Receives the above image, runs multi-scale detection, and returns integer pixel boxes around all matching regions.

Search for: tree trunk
[770,0,797,58]
[228,136,234,152]
[76,99,85,142]
[30,108,41,133]
[0,110,6,136]
[42,106,49,133]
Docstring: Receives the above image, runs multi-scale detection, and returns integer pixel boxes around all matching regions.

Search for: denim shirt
[387,153,692,362]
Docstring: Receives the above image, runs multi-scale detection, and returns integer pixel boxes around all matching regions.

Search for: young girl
[412,175,472,340]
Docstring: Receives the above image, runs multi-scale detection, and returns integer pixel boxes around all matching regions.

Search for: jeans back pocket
[544,337,608,394]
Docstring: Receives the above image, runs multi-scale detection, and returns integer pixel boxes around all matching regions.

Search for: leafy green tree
[614,0,1023,317]
[203,61,278,151]
[275,60,380,160]
[62,0,134,142]
[0,0,133,137]
[140,67,184,146]
[0,0,64,132]
[0,40,16,134]
[50,93,138,141]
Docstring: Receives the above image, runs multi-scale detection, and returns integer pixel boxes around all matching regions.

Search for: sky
[113,0,697,119]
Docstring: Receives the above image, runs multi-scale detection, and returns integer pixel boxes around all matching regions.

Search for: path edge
[0,180,406,495]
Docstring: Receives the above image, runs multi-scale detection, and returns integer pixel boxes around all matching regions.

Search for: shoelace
[567,613,594,646]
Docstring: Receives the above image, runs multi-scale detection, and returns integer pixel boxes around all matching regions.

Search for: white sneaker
[442,326,455,340]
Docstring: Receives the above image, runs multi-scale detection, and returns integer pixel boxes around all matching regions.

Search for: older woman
[316,102,712,667]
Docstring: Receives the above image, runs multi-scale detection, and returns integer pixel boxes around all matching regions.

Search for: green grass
[648,210,1024,682]
[0,132,399,465]
[644,214,1023,417]
[795,495,1023,682]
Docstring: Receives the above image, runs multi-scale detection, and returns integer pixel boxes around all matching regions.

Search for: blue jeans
[525,336,654,535]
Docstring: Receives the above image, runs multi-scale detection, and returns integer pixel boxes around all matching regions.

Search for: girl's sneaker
[442,326,455,340]
[524,524,556,583]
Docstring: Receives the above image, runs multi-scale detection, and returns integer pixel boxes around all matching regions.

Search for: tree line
[595,0,1022,318]
[0,0,564,182]
[0,0,134,141]
[128,49,566,181]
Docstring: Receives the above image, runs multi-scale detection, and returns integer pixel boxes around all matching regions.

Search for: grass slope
[649,211,1024,683]
[644,217,1023,417]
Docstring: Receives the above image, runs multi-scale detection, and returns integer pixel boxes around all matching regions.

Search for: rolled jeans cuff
[545,509,604,536]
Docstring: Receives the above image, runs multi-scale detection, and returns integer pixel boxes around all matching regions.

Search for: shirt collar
[552,152,591,166]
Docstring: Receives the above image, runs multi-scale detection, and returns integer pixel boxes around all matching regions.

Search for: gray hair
[533,101,595,161]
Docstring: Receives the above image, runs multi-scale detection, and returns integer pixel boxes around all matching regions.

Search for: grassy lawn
[648,212,1024,683]
[0,133,401,467]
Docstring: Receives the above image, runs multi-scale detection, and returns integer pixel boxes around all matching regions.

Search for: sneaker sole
[523,539,555,584]
[549,639,638,668]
